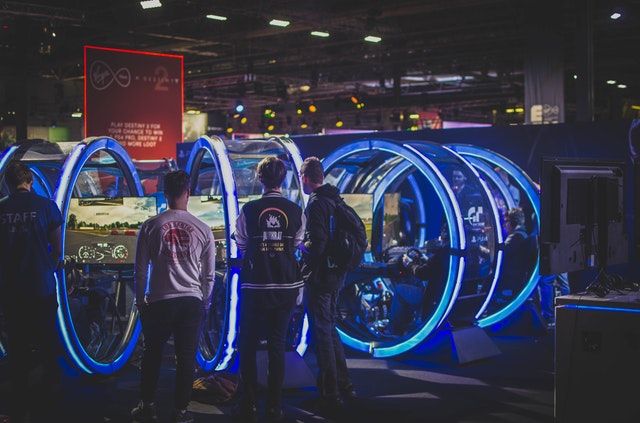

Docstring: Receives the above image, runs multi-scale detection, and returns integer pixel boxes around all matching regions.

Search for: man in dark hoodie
[299,156,357,411]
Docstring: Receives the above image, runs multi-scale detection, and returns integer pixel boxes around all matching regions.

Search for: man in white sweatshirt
[132,169,216,423]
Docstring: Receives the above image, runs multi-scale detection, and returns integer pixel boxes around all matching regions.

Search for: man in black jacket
[299,156,357,411]
[501,207,534,292]
[233,156,305,423]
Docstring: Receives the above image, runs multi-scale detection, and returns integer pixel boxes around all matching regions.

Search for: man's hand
[402,254,413,268]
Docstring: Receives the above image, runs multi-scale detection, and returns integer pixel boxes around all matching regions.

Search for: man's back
[0,190,62,296]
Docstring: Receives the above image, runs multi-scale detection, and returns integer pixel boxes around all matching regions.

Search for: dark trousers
[306,288,352,399]
[238,289,296,410]
[139,296,204,410]
[2,294,61,420]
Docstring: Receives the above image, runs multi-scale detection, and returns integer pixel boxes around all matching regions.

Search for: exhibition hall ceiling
[0,0,638,127]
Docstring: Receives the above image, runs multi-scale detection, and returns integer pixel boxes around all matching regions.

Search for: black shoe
[172,408,195,423]
[230,403,258,423]
[266,407,284,423]
[319,396,344,410]
[341,385,358,401]
[131,401,158,423]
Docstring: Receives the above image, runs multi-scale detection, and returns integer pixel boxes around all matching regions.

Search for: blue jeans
[139,296,204,410]
[306,287,352,399]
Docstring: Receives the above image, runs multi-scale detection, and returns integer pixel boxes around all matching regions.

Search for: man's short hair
[164,170,190,199]
[506,207,525,227]
[257,156,286,190]
[5,161,32,189]
[300,156,324,185]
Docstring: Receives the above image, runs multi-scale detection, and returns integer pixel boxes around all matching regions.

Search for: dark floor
[0,309,555,423]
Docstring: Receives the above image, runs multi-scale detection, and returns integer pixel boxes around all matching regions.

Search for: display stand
[448,325,501,364]
[555,292,640,422]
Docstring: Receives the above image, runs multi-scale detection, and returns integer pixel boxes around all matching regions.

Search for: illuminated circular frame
[321,139,466,358]
[185,135,238,371]
[53,137,144,374]
[446,144,540,328]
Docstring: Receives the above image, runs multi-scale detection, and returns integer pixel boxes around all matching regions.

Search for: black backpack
[326,197,368,271]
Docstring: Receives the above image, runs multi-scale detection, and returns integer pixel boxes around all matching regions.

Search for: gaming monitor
[188,195,226,234]
[539,157,627,275]
[342,193,374,252]
[65,197,158,265]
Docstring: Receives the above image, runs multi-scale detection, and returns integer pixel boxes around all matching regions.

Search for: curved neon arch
[321,139,465,358]
[185,135,238,371]
[446,144,540,328]
[53,137,144,374]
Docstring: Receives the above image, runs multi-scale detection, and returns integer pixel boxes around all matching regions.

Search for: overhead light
[186,109,201,115]
[235,101,245,113]
[335,117,344,128]
[606,80,617,85]
[206,14,227,21]
[140,0,162,10]
[610,12,622,20]
[311,31,330,38]
[269,19,290,27]
[617,84,627,89]
[364,35,382,43]
[308,103,317,113]
[71,111,83,118]
[240,115,248,124]
[409,113,420,120]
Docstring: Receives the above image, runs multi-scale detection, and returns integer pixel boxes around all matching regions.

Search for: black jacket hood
[313,183,341,201]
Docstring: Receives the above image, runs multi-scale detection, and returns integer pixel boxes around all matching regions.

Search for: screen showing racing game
[65,197,157,265]
[188,195,230,264]
[382,192,402,251]
[342,193,374,253]
[188,195,226,236]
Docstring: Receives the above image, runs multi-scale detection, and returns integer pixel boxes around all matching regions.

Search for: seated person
[388,231,450,334]
[498,207,535,298]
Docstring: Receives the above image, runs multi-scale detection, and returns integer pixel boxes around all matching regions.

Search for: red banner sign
[84,46,183,160]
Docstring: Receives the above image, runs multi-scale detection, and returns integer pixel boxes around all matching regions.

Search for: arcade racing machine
[320,138,500,357]
[447,144,540,328]
[54,137,147,375]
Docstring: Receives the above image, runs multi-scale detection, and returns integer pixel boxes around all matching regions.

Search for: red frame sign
[84,46,183,160]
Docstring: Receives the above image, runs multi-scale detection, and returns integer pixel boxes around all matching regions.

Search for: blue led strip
[446,144,541,328]
[442,145,504,320]
[562,304,640,314]
[321,139,464,358]
[0,145,19,175]
[54,137,143,375]
[186,136,238,372]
